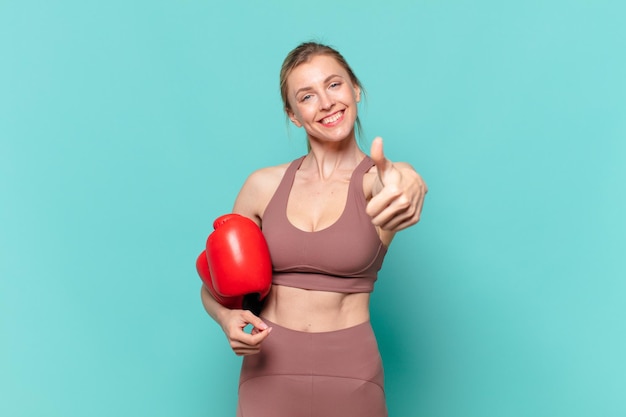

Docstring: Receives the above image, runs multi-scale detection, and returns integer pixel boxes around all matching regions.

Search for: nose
[319,91,334,110]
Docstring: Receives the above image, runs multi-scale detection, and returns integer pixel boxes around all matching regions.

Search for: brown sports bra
[261,155,387,293]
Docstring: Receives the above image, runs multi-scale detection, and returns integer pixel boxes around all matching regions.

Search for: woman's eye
[301,94,312,102]
[329,82,341,89]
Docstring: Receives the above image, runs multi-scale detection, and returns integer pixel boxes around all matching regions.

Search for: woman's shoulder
[232,160,294,223]
[245,161,292,188]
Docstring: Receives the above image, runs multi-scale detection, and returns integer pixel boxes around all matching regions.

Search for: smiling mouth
[320,111,344,126]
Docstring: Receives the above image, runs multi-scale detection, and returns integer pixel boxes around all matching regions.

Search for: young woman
[201,42,427,417]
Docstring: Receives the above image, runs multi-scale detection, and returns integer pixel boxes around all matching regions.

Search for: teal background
[2,1,625,416]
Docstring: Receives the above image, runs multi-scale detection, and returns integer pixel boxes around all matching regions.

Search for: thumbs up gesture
[366,137,428,232]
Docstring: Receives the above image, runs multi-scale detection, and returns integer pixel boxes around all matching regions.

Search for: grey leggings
[237,318,387,417]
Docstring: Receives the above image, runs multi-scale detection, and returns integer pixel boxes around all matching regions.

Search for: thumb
[247,312,269,332]
[370,137,392,185]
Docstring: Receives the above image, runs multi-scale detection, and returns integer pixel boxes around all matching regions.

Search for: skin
[201,54,427,355]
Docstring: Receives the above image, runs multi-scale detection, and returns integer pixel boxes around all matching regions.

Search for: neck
[303,138,365,181]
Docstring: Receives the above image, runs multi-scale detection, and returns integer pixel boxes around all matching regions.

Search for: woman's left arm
[366,137,428,233]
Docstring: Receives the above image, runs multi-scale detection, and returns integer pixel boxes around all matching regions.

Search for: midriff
[261,285,370,333]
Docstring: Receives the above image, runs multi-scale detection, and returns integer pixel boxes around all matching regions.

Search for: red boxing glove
[197,213,272,313]
[196,250,242,310]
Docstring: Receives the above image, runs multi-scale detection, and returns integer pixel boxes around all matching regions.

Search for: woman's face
[286,54,361,144]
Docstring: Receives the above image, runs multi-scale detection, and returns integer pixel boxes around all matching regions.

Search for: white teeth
[322,111,343,124]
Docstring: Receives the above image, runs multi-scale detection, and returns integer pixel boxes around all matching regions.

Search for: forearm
[200,284,229,326]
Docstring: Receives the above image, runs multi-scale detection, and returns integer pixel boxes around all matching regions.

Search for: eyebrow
[294,74,344,97]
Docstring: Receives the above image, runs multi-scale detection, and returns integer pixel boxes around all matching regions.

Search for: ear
[354,84,361,103]
[287,108,302,128]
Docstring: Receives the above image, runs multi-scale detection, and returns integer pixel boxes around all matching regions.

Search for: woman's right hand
[218,309,272,356]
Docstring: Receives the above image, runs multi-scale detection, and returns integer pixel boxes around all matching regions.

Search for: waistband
[261,317,372,335]
[240,317,384,389]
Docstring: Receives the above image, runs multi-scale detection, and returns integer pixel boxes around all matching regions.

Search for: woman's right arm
[200,166,284,355]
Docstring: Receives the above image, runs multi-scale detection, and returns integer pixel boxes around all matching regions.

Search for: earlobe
[287,109,302,128]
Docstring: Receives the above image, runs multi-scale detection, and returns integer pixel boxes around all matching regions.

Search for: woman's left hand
[366,137,428,232]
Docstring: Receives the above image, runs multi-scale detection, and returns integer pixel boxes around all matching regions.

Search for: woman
[201,42,427,417]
